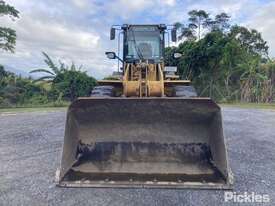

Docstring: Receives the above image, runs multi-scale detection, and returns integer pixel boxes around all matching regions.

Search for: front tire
[90,86,114,97]
[174,85,198,97]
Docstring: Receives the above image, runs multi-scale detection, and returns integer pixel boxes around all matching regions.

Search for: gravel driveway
[0,107,274,206]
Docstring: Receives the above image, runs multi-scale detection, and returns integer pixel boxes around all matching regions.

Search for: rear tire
[174,85,198,97]
[90,86,114,97]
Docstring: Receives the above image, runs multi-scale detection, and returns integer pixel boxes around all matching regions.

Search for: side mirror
[105,52,116,59]
[173,53,182,58]
[171,28,177,42]
[110,28,116,40]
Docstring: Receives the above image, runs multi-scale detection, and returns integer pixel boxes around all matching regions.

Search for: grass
[0,101,70,113]
[0,106,67,113]
[1,102,275,113]
[220,102,275,110]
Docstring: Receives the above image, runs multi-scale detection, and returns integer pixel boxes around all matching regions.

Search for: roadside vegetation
[165,10,275,103]
[0,53,96,108]
[220,103,275,110]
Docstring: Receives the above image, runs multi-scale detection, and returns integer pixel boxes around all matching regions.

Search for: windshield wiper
[131,30,144,61]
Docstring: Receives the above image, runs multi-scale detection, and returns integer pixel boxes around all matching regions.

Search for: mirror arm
[116,55,124,63]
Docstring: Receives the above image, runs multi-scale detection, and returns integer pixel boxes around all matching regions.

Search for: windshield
[126,26,162,60]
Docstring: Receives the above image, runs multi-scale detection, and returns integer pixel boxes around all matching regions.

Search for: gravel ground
[0,107,274,206]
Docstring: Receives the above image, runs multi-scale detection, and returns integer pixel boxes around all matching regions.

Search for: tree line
[0,53,96,107]
[165,10,275,103]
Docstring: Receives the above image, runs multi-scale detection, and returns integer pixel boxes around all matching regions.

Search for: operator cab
[108,24,177,64]
[123,25,165,63]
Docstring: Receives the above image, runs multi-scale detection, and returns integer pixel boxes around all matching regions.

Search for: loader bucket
[57,97,233,189]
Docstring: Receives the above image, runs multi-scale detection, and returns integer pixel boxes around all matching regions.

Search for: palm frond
[70,62,76,71]
[78,64,83,71]
[58,60,68,71]
[42,52,60,74]
[29,69,55,75]
[174,22,182,29]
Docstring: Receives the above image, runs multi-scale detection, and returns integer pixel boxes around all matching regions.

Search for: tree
[30,52,65,82]
[0,64,7,78]
[188,10,210,40]
[0,0,19,52]
[210,13,231,32]
[178,25,196,41]
[176,11,231,41]
[53,69,96,101]
[167,9,273,103]
[30,52,97,101]
[229,25,268,56]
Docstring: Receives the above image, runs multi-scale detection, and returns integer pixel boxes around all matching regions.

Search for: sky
[1,0,275,79]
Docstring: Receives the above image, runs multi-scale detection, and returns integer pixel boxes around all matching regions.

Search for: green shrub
[25,95,49,105]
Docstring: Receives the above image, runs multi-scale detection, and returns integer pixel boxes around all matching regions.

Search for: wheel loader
[56,24,233,189]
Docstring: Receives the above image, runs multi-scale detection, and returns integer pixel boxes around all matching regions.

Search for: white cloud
[106,0,177,21]
[71,0,88,9]
[17,16,99,49]
[106,0,154,20]
[245,1,275,57]
[164,0,176,6]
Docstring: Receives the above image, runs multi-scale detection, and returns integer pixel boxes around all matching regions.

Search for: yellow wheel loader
[56,24,233,189]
